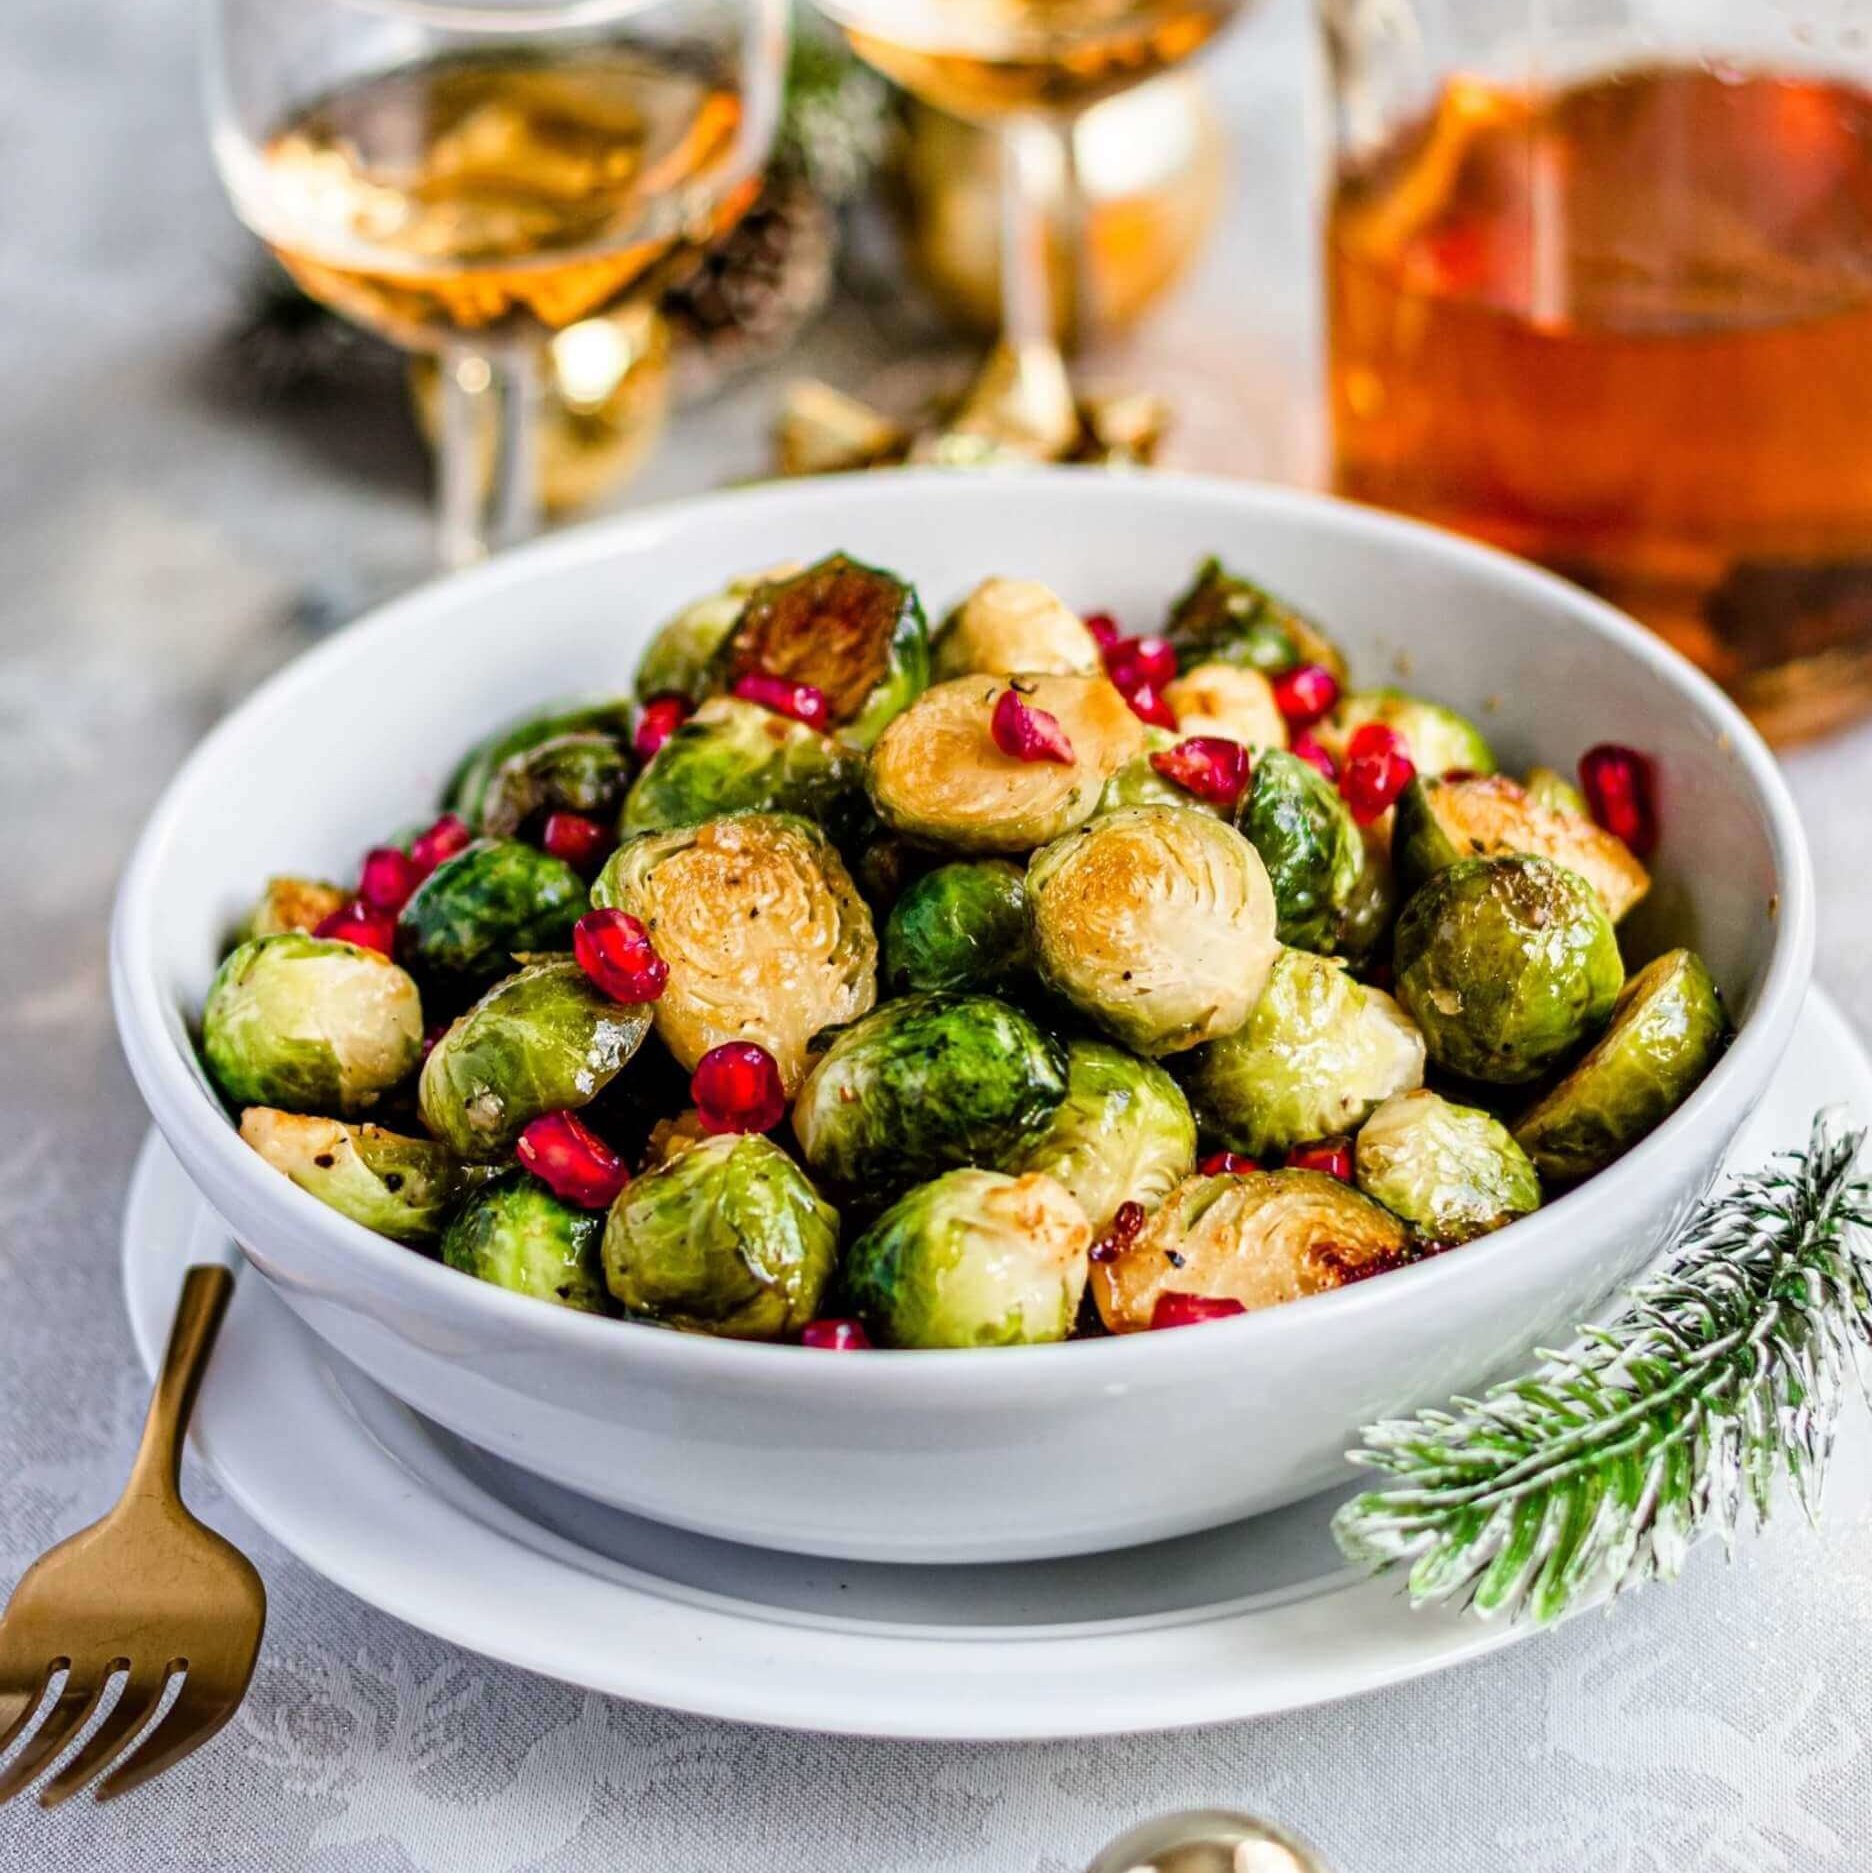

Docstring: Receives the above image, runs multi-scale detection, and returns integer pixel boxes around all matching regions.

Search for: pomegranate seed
[692,1042,787,1134]
[358,845,419,913]
[1579,743,1658,858]
[1090,1199,1148,1264]
[1290,731,1338,783]
[1339,723,1416,825]
[517,1111,629,1210]
[801,1318,871,1350]
[1441,768,1479,785]
[991,687,1075,764]
[634,693,691,763]
[1122,683,1179,730]
[573,908,668,1004]
[1287,1137,1354,1182]
[1105,634,1178,694]
[1150,1292,1248,1330]
[1084,611,1122,653]
[1199,1152,1258,1176]
[1270,662,1341,729]
[732,672,830,731]
[409,813,471,878]
[542,811,613,873]
[1150,737,1251,809]
[314,899,397,956]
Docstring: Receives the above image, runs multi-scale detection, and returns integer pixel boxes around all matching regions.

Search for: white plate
[121,989,1872,1740]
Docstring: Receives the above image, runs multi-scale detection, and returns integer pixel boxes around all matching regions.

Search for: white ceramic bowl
[112,471,1813,1564]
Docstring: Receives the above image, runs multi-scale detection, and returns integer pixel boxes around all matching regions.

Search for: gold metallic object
[0,1265,265,1807]
[1085,1809,1334,1873]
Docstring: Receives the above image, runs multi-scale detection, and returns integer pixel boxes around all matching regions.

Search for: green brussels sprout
[1354,1089,1541,1244]
[442,1171,610,1313]
[418,957,653,1160]
[1178,949,1425,1156]
[479,732,631,840]
[395,838,587,1003]
[592,813,877,1090]
[1162,558,1349,680]
[635,568,786,704]
[710,553,930,749]
[241,875,347,941]
[868,673,1146,854]
[1013,1039,1196,1231]
[444,698,636,825]
[602,1132,838,1339]
[932,578,1102,680]
[1092,1168,1409,1331]
[792,993,1068,1200]
[881,859,1029,996]
[618,696,867,842]
[850,831,931,914]
[240,1107,464,1244]
[1096,734,1226,819]
[1161,663,1289,751]
[1319,689,1497,778]
[844,1168,1091,1348]
[1514,949,1728,1184]
[202,933,424,1116]
[1394,856,1624,1085]
[1393,774,1650,922]
[1027,806,1280,1056]
[1525,765,1589,818]
[1237,749,1365,953]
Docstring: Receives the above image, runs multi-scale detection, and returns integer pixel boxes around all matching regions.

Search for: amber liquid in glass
[1329,66,1872,740]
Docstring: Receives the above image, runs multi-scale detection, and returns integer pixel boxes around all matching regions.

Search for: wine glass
[207,0,788,569]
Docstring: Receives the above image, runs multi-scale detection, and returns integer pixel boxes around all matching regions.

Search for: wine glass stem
[437,342,543,572]
[998,113,1077,363]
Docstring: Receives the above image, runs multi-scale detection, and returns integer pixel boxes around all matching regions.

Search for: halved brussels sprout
[442,1171,609,1313]
[881,858,1031,996]
[240,1107,463,1244]
[445,699,636,826]
[1092,1169,1409,1332]
[479,732,631,840]
[202,933,425,1116]
[868,674,1146,854]
[1319,689,1496,778]
[635,567,795,705]
[618,696,867,843]
[395,838,587,1003]
[1162,663,1288,751]
[592,813,877,1090]
[931,578,1102,680]
[1096,732,1224,819]
[1178,949,1425,1156]
[1525,765,1588,817]
[844,1168,1091,1348]
[1514,949,1727,1183]
[242,875,347,941]
[1394,855,1623,1084]
[1354,1089,1541,1244]
[1013,1039,1196,1232]
[710,553,930,749]
[1393,774,1650,923]
[1027,806,1280,1056]
[792,993,1068,1199]
[1237,750,1365,953]
[602,1132,838,1339]
[1163,558,1348,680]
[418,957,653,1160]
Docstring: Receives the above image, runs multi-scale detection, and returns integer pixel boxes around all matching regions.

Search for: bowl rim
[110,467,1816,1400]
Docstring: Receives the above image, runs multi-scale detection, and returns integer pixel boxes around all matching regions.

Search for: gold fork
[0,1262,266,1806]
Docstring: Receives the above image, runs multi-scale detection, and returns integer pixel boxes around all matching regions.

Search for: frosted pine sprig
[1332,1112,1872,1624]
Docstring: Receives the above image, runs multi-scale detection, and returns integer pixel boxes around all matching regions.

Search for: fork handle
[125,1264,236,1504]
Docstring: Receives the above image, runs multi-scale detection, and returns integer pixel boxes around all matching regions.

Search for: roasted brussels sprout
[1320,689,1497,778]
[445,699,636,826]
[868,673,1146,854]
[442,1171,609,1313]
[618,696,867,842]
[1092,1169,1409,1331]
[417,957,653,1159]
[1013,1039,1196,1231]
[479,732,631,840]
[1178,948,1425,1156]
[202,933,424,1116]
[1514,949,1727,1183]
[1237,749,1365,953]
[1161,663,1288,751]
[881,859,1031,996]
[1027,806,1280,1055]
[1525,765,1588,817]
[792,993,1068,1199]
[592,813,877,1090]
[242,875,347,941]
[1163,558,1348,680]
[394,838,586,1003]
[1095,732,1221,818]
[931,578,1102,679]
[844,1169,1091,1348]
[1394,856,1623,1084]
[240,1107,462,1244]
[1354,1089,1541,1244]
[602,1132,837,1338]
[1393,773,1650,922]
[711,553,930,749]
[635,568,792,705]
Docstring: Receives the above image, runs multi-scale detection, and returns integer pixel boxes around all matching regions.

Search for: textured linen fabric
[3,0,1872,1866]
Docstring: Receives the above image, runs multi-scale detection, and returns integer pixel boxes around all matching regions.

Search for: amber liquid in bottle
[1329,66,1872,740]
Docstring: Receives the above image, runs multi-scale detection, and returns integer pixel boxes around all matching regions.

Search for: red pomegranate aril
[1290,731,1338,783]
[1083,611,1122,653]
[692,1041,787,1134]
[1150,737,1251,809]
[1090,1199,1148,1263]
[358,845,420,913]
[1339,723,1416,825]
[409,813,471,878]
[991,687,1075,764]
[1271,662,1341,729]
[1122,682,1178,730]
[542,811,613,873]
[633,693,692,763]
[801,1318,871,1351]
[1287,1137,1354,1182]
[1105,634,1178,694]
[574,908,668,1003]
[732,671,831,731]
[1199,1152,1257,1177]
[1579,743,1659,858]
[1151,1292,1248,1330]
[314,899,397,956]
[517,1111,629,1210]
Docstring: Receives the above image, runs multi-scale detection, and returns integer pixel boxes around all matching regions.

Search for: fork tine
[0,1675,102,1805]
[0,1673,55,1758]
[36,1669,167,1810]
[94,1676,238,1803]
